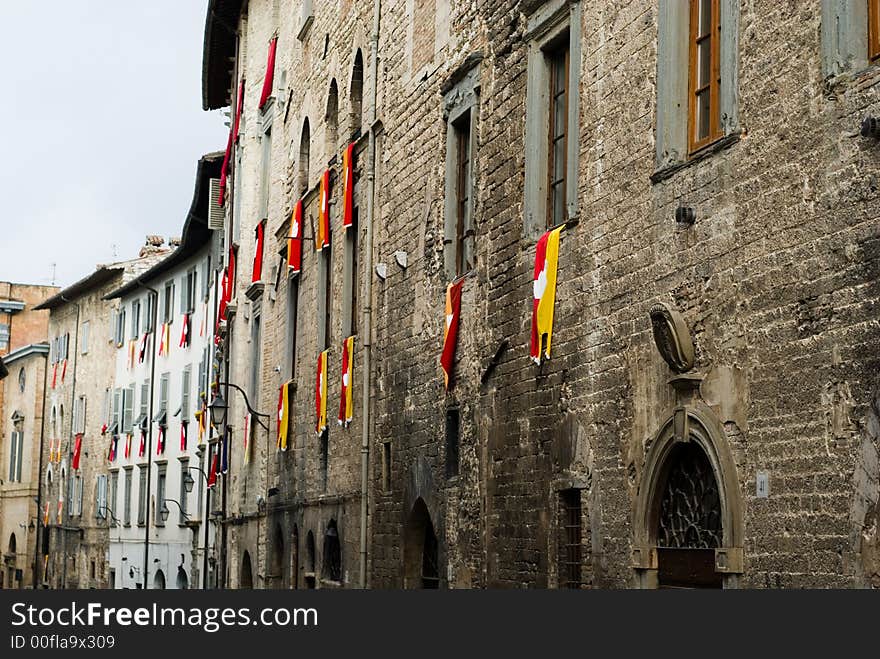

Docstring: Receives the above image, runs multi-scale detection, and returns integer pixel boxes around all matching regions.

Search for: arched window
[325,79,339,160]
[176,566,188,590]
[153,569,166,590]
[322,519,342,583]
[240,551,253,589]
[8,533,17,556]
[349,50,364,136]
[305,530,316,589]
[299,119,311,197]
[291,524,299,589]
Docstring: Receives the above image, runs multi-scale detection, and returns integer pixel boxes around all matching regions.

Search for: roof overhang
[105,152,225,300]
[2,342,50,366]
[202,0,244,111]
[0,300,26,314]
[34,267,124,310]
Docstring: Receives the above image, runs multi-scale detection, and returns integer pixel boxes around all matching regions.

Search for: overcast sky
[0,1,227,289]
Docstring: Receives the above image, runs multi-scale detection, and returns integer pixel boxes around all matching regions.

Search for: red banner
[342,142,355,229]
[258,37,278,110]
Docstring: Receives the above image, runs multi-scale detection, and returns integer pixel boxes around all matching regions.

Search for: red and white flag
[252,220,266,283]
[288,200,303,275]
[207,452,219,489]
[530,226,564,364]
[440,279,464,390]
[179,313,190,348]
[317,170,331,251]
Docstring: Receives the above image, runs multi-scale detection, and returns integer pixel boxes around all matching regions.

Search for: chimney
[168,236,182,248]
[139,235,167,257]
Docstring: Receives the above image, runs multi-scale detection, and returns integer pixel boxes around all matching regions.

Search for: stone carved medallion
[650,303,695,373]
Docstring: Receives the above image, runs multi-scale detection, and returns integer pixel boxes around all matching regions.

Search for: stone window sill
[651,132,742,185]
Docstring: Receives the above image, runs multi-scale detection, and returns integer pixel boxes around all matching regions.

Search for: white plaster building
[106,154,223,589]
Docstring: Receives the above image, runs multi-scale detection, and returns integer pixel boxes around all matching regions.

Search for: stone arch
[240,551,253,589]
[176,566,188,590]
[403,498,440,589]
[321,519,341,583]
[298,118,311,196]
[634,404,744,588]
[349,49,364,135]
[325,78,339,159]
[153,569,166,590]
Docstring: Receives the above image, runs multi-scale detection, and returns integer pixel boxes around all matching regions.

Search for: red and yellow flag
[277,382,290,451]
[338,336,354,426]
[342,143,355,229]
[440,279,464,390]
[43,502,50,526]
[530,226,563,364]
[288,200,303,274]
[195,406,206,445]
[56,497,63,525]
[207,451,218,489]
[317,169,331,251]
[315,350,328,433]
[124,433,132,459]
[158,322,171,356]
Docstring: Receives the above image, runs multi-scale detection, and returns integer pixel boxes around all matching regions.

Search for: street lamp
[160,499,189,524]
[183,472,195,494]
[208,391,227,429]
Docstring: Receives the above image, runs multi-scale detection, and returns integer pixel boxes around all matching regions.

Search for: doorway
[404,498,440,589]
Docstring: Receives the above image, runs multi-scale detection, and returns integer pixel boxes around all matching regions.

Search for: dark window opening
[445,408,460,478]
[319,430,329,491]
[322,520,342,582]
[558,488,582,589]
[453,112,473,275]
[349,50,364,137]
[547,39,569,228]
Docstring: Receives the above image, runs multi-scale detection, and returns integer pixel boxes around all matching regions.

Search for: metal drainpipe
[60,297,80,589]
[140,283,160,589]
[359,0,382,590]
[32,346,50,588]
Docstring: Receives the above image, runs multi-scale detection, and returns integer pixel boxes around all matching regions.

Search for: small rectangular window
[558,489,582,589]
[137,467,147,526]
[454,112,473,275]
[122,386,134,434]
[131,299,141,339]
[81,321,90,355]
[139,380,149,425]
[688,0,722,153]
[319,246,332,350]
[159,373,170,420]
[144,293,155,333]
[74,396,87,435]
[250,302,263,405]
[163,281,175,323]
[181,366,192,421]
[115,309,126,347]
[547,40,569,228]
[381,441,392,493]
[109,471,119,519]
[320,429,329,491]
[123,468,132,526]
[0,323,9,351]
[156,465,167,527]
[445,408,460,478]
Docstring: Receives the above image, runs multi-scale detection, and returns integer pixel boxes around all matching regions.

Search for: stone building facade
[0,282,56,589]
[35,243,169,589]
[204,0,880,589]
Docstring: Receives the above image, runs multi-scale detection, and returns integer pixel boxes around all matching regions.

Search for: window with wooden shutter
[688,0,722,153]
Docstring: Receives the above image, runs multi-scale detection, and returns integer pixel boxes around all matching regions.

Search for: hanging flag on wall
[156,425,166,455]
[43,502,50,526]
[179,313,191,349]
[56,497,63,525]
[342,142,356,229]
[72,434,83,470]
[315,350,328,434]
[108,435,118,462]
[277,382,290,451]
[288,200,303,275]
[243,412,252,466]
[195,407,206,445]
[252,220,266,283]
[61,358,68,384]
[530,226,564,364]
[138,332,149,363]
[138,430,146,458]
[207,451,218,489]
[51,362,58,389]
[317,169,331,251]
[128,339,136,370]
[219,129,233,206]
[180,421,188,451]
[124,434,132,460]
[258,36,278,110]
[338,336,354,426]
[441,279,464,390]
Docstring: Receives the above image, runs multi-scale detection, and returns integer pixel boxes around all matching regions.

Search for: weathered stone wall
[220,0,880,588]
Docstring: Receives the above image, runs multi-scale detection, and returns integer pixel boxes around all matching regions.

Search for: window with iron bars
[558,488,583,589]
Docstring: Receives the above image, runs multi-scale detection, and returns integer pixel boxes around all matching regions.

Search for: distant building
[34,244,170,589]
[104,153,223,590]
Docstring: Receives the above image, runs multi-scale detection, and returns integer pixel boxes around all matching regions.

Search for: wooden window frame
[454,112,472,276]
[687,0,722,154]
[547,40,570,229]
[870,0,880,62]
